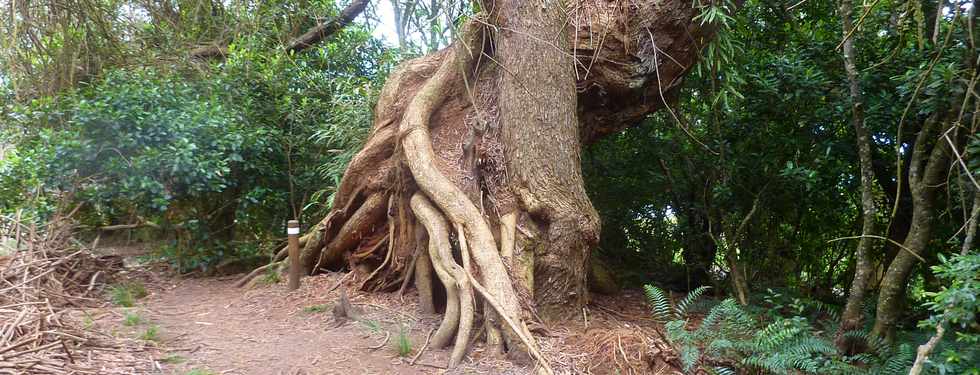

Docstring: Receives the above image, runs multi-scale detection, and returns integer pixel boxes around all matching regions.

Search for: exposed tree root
[244,0,716,369]
[234,261,281,288]
[396,20,540,365]
[308,192,386,272]
[410,194,473,368]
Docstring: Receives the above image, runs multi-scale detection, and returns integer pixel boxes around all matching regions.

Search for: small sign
[287,227,300,235]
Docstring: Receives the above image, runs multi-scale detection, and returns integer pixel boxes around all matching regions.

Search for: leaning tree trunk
[294,0,715,367]
[871,117,951,342]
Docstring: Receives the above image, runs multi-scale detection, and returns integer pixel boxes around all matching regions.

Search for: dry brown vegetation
[0,208,156,374]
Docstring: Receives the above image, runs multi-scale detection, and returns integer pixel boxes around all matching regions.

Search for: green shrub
[0,30,395,271]
[914,253,980,374]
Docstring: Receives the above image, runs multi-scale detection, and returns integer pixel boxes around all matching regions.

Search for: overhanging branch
[190,0,370,59]
[285,0,371,53]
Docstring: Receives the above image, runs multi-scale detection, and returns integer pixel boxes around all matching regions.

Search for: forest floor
[83,248,681,375]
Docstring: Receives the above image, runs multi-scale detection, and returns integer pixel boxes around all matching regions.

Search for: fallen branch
[0,213,154,374]
[367,331,391,350]
[234,261,281,288]
[411,327,435,365]
[95,221,160,231]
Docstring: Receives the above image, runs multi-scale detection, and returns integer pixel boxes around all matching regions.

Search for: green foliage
[646,285,925,374]
[303,304,329,314]
[140,325,161,342]
[915,253,980,374]
[644,284,676,323]
[0,0,400,272]
[122,310,143,326]
[843,332,916,375]
[645,284,710,323]
[184,369,216,375]
[108,282,147,307]
[0,2,398,271]
[922,253,980,330]
[395,326,412,357]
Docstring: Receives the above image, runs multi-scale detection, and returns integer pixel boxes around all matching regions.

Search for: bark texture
[290,0,713,367]
[836,0,879,348]
[871,118,951,341]
[495,0,599,317]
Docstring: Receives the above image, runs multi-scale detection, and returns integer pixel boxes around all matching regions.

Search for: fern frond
[841,329,890,358]
[868,343,914,375]
[644,284,676,323]
[680,344,701,372]
[665,319,690,345]
[706,338,734,356]
[677,285,711,317]
[751,320,803,350]
[699,298,738,331]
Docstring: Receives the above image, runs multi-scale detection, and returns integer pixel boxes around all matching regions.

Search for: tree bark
[836,0,879,348]
[871,118,951,342]
[286,0,371,53]
[495,0,600,318]
[290,0,714,366]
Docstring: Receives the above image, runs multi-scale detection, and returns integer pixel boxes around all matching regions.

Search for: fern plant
[643,284,918,375]
[644,284,710,323]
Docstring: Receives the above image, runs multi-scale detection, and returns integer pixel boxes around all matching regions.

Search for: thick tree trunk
[495,0,599,317]
[290,0,713,367]
[836,0,879,348]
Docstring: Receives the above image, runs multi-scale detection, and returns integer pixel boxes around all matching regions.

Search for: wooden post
[287,220,301,290]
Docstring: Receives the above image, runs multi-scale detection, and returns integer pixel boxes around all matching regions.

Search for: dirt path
[132,272,523,375]
[83,253,678,375]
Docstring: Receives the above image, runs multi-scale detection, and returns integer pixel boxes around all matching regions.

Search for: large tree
[290,0,720,366]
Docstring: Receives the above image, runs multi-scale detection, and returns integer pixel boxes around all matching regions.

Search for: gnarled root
[396,21,548,371]
[410,194,474,367]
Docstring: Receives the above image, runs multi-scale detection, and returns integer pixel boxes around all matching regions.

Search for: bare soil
[119,272,523,374]
[84,259,680,375]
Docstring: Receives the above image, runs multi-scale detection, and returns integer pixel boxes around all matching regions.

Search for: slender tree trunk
[962,192,980,254]
[871,119,951,342]
[390,0,408,48]
[727,255,750,305]
[836,0,879,347]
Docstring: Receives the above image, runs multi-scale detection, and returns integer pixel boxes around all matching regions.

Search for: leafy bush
[914,253,980,374]
[0,27,395,270]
